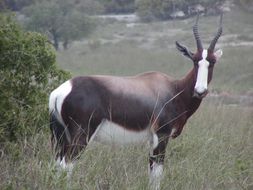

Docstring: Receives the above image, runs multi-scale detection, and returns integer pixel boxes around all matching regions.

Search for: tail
[50,110,68,160]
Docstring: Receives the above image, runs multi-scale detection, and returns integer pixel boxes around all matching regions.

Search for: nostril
[194,87,208,98]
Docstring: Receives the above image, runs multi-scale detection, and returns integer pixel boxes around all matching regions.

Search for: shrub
[0,14,70,142]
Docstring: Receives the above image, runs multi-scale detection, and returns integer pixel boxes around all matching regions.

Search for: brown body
[54,69,200,160]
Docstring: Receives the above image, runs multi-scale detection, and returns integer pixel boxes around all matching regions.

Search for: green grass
[1,103,252,190]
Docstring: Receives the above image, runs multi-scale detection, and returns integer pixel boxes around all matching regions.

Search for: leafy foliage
[23,0,96,50]
[0,14,70,142]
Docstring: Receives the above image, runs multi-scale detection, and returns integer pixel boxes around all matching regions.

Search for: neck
[175,68,202,117]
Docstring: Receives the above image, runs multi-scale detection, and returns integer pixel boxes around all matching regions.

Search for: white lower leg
[149,162,164,190]
[56,156,74,178]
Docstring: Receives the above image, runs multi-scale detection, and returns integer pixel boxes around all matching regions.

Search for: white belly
[90,119,152,145]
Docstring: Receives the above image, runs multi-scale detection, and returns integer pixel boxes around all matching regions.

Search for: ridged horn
[193,13,203,51]
[208,13,223,52]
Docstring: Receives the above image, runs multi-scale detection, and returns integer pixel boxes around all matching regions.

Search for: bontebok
[49,14,223,190]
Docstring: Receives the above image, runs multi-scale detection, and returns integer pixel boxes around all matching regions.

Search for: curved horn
[193,13,203,51]
[208,13,223,52]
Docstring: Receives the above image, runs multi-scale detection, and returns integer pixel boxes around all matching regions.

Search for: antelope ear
[175,41,194,60]
[214,49,223,60]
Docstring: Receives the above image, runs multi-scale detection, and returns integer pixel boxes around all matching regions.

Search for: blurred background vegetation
[0,0,252,189]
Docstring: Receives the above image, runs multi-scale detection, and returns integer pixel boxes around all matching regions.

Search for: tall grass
[165,102,253,190]
[1,103,252,190]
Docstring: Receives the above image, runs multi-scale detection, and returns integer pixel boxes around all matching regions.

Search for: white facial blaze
[195,49,209,94]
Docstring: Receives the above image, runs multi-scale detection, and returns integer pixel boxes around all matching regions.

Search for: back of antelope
[49,14,223,190]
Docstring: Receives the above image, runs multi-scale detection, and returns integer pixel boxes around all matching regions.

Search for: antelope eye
[208,59,216,65]
[207,56,216,64]
[193,59,200,66]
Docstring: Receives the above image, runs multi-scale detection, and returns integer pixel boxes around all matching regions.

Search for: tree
[0,13,70,142]
[23,0,96,50]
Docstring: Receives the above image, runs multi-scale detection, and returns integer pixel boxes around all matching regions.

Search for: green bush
[0,14,70,142]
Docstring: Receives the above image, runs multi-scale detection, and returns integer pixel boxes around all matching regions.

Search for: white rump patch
[149,162,164,190]
[195,49,209,94]
[90,119,152,145]
[49,80,72,125]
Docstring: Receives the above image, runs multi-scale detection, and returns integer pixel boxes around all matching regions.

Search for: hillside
[57,7,253,96]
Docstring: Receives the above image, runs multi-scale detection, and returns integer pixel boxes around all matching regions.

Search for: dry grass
[0,103,252,190]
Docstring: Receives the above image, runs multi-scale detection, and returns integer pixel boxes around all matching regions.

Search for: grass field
[1,103,252,190]
[1,6,253,190]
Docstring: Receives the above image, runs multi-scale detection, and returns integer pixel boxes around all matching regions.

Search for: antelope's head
[176,14,223,99]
